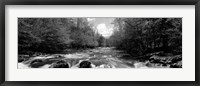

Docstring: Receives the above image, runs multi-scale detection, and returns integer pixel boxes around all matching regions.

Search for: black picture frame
[0,0,199,86]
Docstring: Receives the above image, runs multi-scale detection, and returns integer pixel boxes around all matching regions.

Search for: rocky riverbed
[18,47,182,68]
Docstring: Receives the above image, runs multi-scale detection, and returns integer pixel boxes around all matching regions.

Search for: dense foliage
[108,18,182,56]
[18,18,103,54]
[19,18,182,57]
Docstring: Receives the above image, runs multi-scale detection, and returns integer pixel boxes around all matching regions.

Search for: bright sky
[87,18,115,38]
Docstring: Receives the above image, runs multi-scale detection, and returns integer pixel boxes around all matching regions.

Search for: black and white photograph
[18,18,182,68]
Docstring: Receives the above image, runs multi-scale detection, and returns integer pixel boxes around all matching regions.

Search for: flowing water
[18,47,163,68]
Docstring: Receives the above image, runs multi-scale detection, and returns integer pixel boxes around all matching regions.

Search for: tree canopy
[108,18,182,56]
[18,18,104,54]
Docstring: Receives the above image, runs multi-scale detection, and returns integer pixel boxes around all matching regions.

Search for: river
[18,47,157,68]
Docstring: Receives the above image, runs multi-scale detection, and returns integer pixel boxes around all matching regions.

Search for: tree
[108,18,182,57]
[18,18,101,54]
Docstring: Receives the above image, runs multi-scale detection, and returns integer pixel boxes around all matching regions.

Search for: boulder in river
[50,60,70,68]
[29,59,44,68]
[170,61,182,68]
[79,61,92,68]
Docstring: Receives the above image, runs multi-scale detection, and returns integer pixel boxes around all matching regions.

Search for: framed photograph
[0,0,199,86]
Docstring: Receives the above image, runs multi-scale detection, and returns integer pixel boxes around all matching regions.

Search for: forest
[18,18,106,53]
[109,18,182,56]
[18,18,182,68]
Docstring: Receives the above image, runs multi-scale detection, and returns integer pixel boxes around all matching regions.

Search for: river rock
[29,59,44,68]
[79,61,92,68]
[170,61,182,68]
[50,60,70,68]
